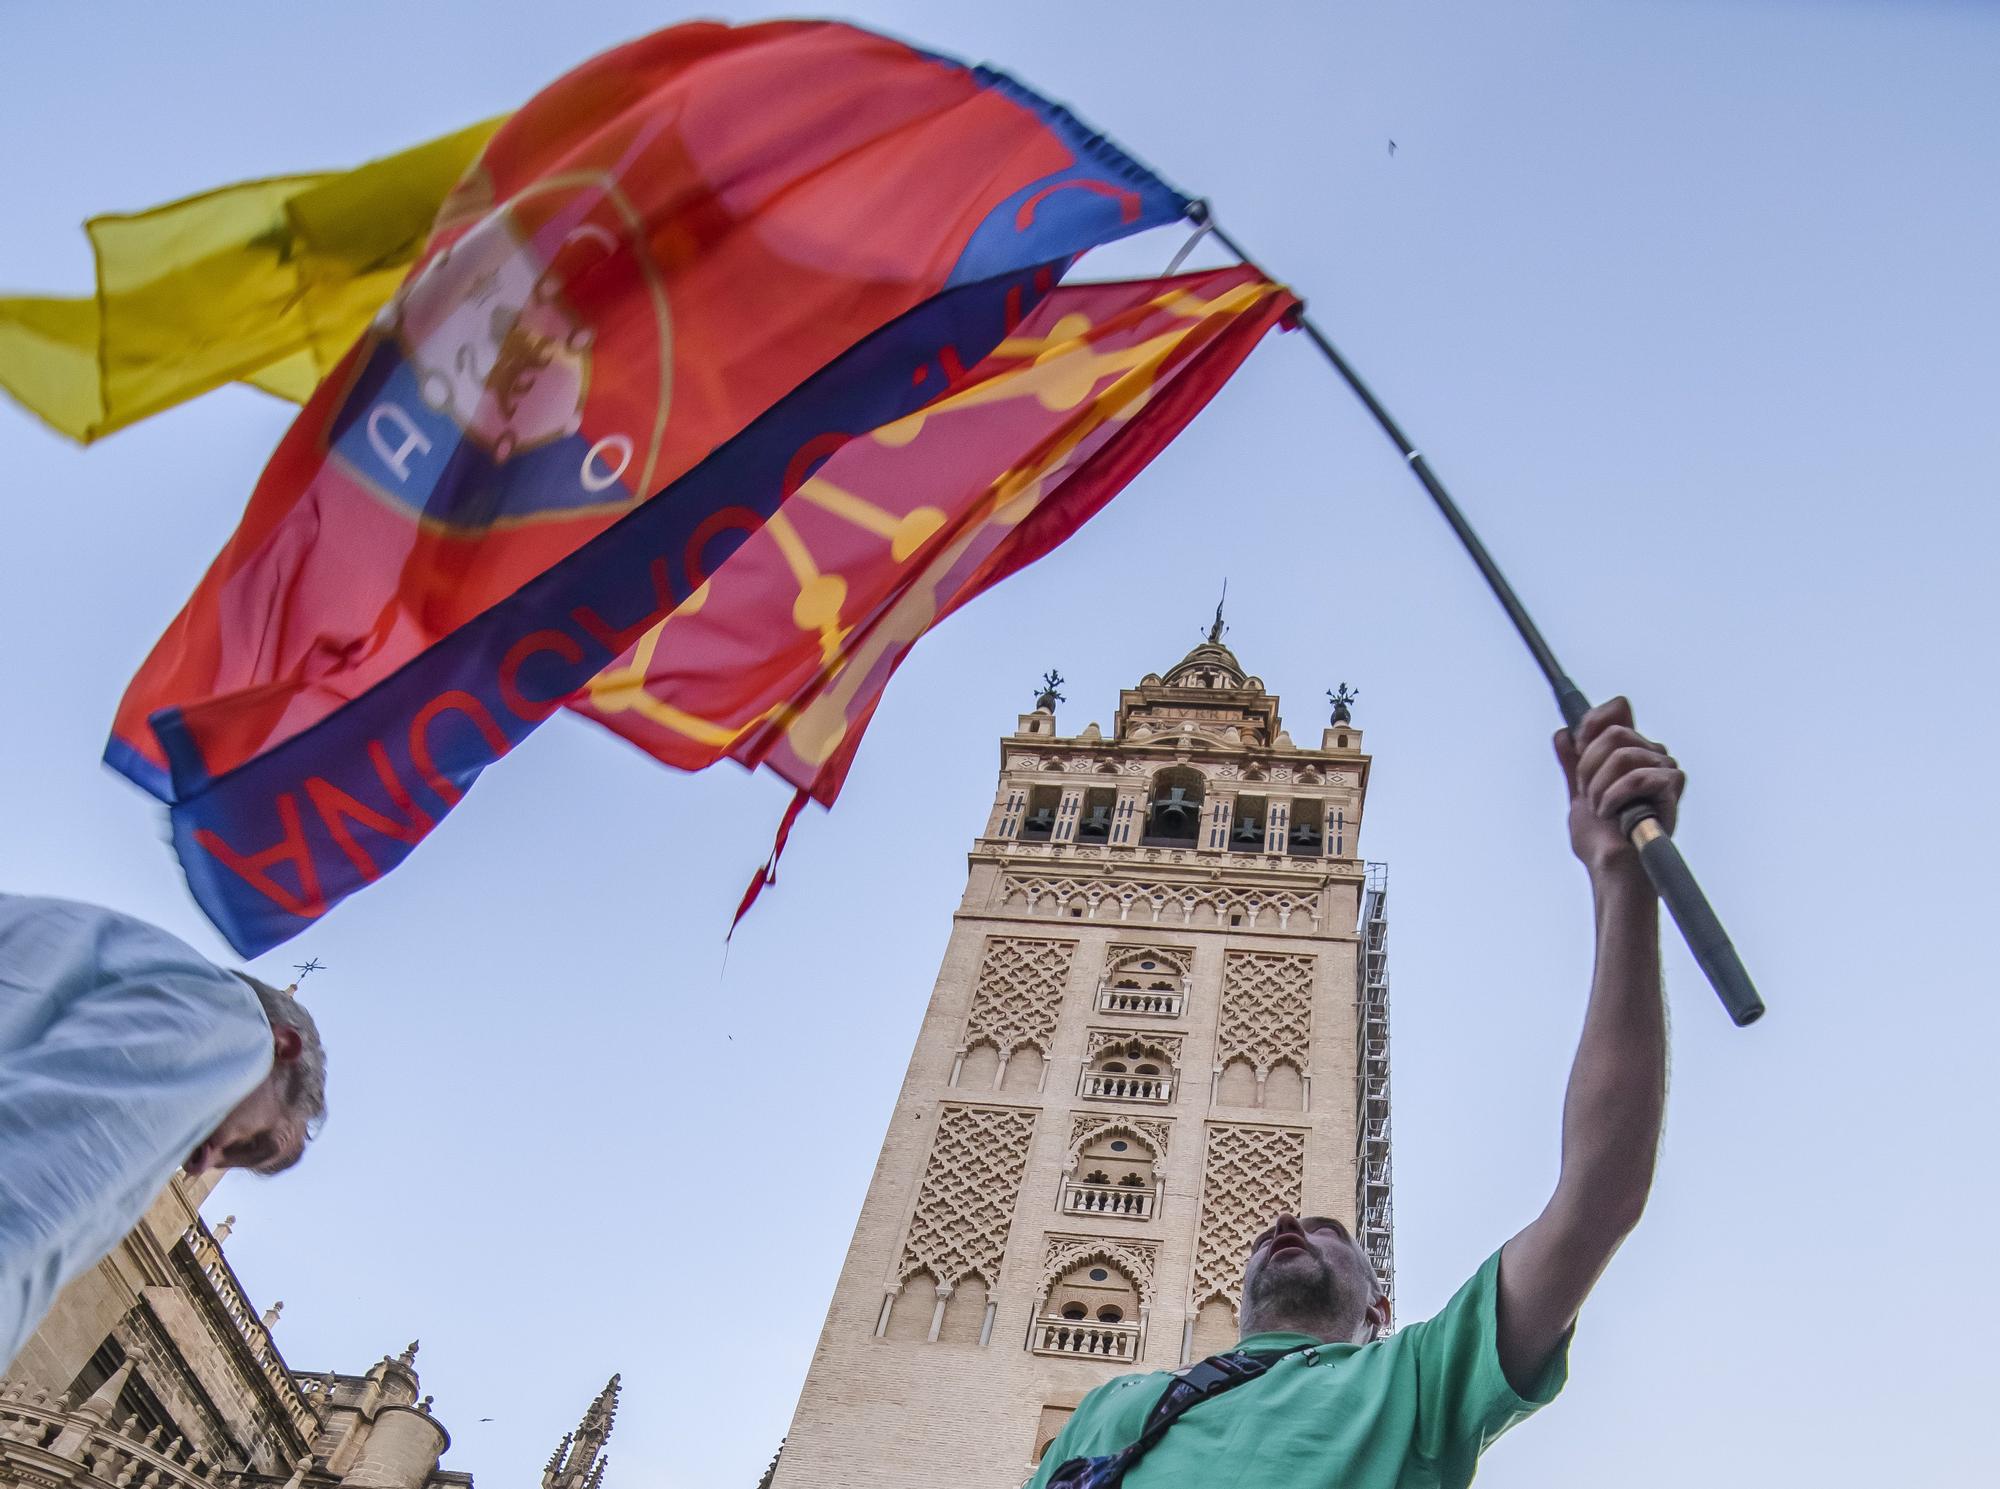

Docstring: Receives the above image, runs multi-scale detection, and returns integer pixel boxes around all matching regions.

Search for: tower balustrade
[1058,1180,1157,1220]
[1030,1319,1142,1361]
[1077,1071,1173,1103]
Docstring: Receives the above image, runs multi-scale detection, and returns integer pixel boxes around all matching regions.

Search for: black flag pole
[1187,203,1764,1027]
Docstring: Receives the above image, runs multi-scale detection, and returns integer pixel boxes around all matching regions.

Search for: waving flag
[100,19,1289,954]
[575,265,1294,802]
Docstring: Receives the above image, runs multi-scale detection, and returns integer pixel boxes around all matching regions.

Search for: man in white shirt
[0,895,328,1368]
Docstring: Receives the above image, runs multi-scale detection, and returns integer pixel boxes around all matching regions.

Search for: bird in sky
[1388,139,1398,156]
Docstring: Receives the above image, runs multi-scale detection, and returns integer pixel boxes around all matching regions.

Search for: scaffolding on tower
[1356,862,1395,1324]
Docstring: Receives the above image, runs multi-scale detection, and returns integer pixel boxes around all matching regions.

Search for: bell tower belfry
[769,633,1392,1489]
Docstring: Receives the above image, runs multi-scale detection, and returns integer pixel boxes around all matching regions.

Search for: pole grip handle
[1620,809,1765,1026]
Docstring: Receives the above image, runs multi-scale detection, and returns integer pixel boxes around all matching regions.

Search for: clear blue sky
[3,3,1996,1485]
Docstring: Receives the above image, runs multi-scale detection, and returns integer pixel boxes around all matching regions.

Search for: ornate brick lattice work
[1216,951,1315,1075]
[1190,1124,1307,1309]
[896,1106,1040,1289]
[1037,1235,1163,1306]
[999,874,1321,931]
[962,937,1077,1056]
[1066,1114,1173,1165]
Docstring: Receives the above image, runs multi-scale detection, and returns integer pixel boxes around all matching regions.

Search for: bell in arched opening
[1144,766,1204,845]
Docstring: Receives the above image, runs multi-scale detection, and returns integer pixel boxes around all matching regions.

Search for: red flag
[561,263,1297,923]
[109,18,1186,802]
[103,19,1196,953]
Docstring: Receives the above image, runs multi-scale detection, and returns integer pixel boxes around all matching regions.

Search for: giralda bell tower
[768,627,1393,1489]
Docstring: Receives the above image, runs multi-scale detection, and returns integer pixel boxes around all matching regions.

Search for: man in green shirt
[1031,698,1681,1489]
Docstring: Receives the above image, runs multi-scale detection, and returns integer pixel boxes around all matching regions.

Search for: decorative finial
[418,1396,434,1414]
[261,1301,283,1329]
[398,1340,419,1366]
[1034,669,1065,712]
[291,957,325,983]
[213,1214,236,1244]
[1207,580,1228,645]
[1327,683,1358,725]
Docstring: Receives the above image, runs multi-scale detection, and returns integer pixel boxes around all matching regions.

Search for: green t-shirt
[1027,1250,1566,1489]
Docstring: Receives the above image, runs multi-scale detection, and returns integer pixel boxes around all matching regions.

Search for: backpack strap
[1044,1346,1307,1489]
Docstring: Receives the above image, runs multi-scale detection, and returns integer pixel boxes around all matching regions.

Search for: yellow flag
[0,117,504,444]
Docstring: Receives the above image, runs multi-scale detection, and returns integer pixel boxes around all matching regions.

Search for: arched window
[936,1275,989,1346]
[955,1039,1000,1089]
[1034,1259,1143,1360]
[885,1270,939,1342]
[1231,793,1268,852]
[1098,949,1191,1018]
[1287,797,1326,857]
[1264,1058,1306,1112]
[1020,784,1062,841]
[1033,1408,1075,1466]
[1077,786,1116,841]
[1144,767,1204,846]
[1216,1056,1258,1108]
[1064,1127,1161,1217]
[1080,1041,1175,1105]
[1191,1297,1237,1359]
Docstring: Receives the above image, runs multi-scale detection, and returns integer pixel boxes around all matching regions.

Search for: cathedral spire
[577,1373,619,1452]
[543,1375,620,1489]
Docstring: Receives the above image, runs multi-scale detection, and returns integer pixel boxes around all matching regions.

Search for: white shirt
[0,896,272,1368]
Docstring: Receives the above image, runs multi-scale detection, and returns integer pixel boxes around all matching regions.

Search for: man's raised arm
[1495,697,1680,1392]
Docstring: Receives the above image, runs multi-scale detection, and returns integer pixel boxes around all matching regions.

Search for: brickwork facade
[770,637,1388,1487]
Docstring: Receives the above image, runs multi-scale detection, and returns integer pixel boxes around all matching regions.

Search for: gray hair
[236,974,328,1137]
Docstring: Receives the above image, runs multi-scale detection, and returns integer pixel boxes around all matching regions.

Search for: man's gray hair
[236,975,328,1135]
